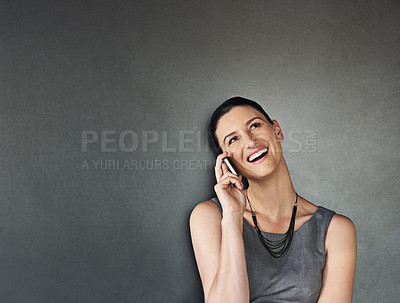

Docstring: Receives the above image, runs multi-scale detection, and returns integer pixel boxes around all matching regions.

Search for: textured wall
[1,0,399,302]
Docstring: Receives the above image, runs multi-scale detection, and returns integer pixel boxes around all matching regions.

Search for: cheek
[228,145,243,160]
[226,142,238,152]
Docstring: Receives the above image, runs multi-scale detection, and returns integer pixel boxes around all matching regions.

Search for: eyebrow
[222,116,265,145]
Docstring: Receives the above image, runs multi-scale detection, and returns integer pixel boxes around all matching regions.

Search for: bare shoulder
[328,214,356,238]
[326,213,357,252]
[189,200,222,229]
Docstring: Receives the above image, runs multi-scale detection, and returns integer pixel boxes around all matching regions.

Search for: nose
[243,132,256,149]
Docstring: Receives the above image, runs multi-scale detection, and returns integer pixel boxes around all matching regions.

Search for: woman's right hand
[214,152,246,216]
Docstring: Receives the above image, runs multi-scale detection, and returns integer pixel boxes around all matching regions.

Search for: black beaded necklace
[246,192,299,258]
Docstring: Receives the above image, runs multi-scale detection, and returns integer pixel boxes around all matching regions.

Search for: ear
[272,120,284,142]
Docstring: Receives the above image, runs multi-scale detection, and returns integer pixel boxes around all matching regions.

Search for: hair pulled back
[208,96,273,153]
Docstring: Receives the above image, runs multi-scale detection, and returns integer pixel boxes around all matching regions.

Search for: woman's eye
[228,136,237,145]
[250,122,261,130]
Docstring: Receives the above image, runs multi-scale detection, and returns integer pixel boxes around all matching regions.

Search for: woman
[190,97,356,303]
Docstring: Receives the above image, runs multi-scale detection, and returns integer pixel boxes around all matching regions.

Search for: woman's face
[215,105,284,179]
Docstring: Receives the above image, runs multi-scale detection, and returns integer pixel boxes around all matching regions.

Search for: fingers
[214,152,228,182]
[215,171,244,190]
[213,153,246,214]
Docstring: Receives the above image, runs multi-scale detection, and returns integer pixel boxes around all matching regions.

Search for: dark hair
[208,96,273,153]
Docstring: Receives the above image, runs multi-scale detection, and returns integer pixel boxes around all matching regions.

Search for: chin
[243,166,276,180]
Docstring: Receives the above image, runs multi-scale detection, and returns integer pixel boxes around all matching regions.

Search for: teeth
[249,148,268,162]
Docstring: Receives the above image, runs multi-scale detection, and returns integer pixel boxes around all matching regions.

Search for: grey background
[1,0,399,302]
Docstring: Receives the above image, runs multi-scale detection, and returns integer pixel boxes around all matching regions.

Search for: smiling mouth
[247,147,269,162]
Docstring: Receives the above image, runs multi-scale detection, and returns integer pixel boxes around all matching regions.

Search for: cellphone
[223,158,238,176]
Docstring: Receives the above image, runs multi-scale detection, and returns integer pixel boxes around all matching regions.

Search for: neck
[246,157,297,217]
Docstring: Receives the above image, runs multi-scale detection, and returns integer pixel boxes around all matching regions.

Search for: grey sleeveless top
[211,197,336,303]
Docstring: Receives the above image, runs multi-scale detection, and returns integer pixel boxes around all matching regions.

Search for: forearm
[207,212,249,303]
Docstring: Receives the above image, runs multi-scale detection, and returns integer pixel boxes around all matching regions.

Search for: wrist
[222,211,244,227]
